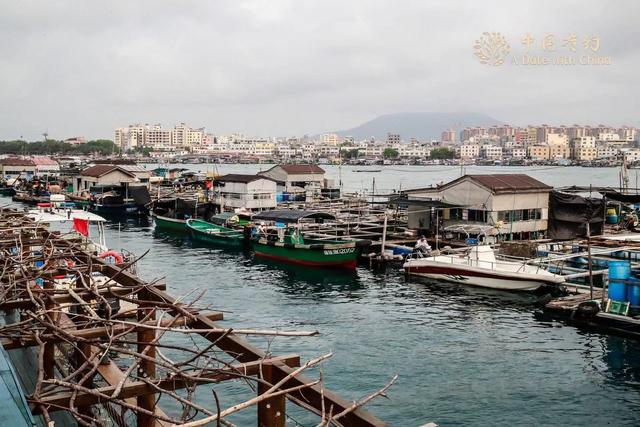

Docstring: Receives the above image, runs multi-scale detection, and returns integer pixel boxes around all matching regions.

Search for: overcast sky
[0,0,638,140]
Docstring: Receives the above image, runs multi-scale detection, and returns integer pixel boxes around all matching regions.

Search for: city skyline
[1,0,638,140]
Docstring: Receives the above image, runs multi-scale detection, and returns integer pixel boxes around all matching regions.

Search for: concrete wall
[216,178,277,210]
[75,170,136,192]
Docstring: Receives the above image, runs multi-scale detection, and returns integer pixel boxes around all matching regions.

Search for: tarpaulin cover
[128,185,151,206]
[548,191,605,240]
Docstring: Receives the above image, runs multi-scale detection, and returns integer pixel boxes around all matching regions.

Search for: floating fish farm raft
[0,208,399,426]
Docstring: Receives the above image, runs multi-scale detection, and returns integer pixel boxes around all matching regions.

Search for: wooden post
[257,364,286,427]
[137,289,156,427]
[587,222,594,300]
[43,281,55,379]
[380,215,388,257]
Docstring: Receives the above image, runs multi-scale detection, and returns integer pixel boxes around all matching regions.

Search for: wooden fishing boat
[0,186,16,196]
[186,218,244,246]
[154,213,189,232]
[152,198,216,232]
[250,210,365,269]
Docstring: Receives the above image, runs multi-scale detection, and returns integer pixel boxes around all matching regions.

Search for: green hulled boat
[186,218,244,246]
[251,210,367,269]
[152,198,216,232]
[252,237,361,268]
[153,213,188,232]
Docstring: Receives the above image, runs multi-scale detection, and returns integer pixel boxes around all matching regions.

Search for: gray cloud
[0,0,638,140]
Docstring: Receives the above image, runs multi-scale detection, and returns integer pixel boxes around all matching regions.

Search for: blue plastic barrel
[609,261,631,301]
[393,247,412,256]
[628,277,640,306]
[606,214,618,224]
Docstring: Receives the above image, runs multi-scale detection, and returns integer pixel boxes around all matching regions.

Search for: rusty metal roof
[216,174,275,183]
[465,174,551,193]
[273,164,325,174]
[80,165,135,178]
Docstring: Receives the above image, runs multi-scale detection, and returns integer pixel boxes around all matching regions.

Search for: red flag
[73,218,89,237]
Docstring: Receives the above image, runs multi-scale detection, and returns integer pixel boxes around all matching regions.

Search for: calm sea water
[8,166,640,426]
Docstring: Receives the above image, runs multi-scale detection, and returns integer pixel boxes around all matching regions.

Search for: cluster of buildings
[113,122,639,164]
[455,124,639,163]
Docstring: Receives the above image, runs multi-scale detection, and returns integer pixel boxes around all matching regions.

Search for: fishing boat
[186,218,244,246]
[26,202,109,253]
[12,190,52,205]
[403,245,565,291]
[250,210,365,269]
[0,185,16,196]
[152,198,216,232]
[89,183,151,217]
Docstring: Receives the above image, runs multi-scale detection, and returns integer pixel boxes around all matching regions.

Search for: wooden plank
[0,283,169,310]
[258,363,286,427]
[137,288,156,427]
[32,355,300,411]
[1,312,224,349]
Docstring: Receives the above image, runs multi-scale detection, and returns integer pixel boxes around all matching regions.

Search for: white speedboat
[403,245,565,291]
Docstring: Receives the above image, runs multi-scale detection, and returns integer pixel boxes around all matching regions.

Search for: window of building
[497,209,541,222]
[467,209,488,222]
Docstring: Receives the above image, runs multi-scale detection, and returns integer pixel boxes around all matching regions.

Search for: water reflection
[405,276,539,309]
[251,257,364,296]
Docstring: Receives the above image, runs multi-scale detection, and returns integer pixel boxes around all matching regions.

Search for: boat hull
[252,241,358,269]
[92,203,147,217]
[187,219,244,246]
[404,263,560,291]
[154,214,188,232]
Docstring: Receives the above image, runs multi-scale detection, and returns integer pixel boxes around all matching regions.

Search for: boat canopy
[27,209,106,223]
[252,209,335,223]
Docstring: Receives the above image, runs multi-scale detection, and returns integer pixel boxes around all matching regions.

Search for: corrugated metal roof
[80,165,135,178]
[0,158,35,167]
[425,174,551,195]
[30,156,59,166]
[466,174,551,193]
[216,174,274,183]
[272,164,325,174]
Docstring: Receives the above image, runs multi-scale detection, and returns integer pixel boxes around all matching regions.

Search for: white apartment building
[364,145,384,158]
[505,147,527,158]
[481,145,503,160]
[622,148,640,162]
[459,144,481,159]
[395,144,429,158]
[597,145,619,159]
[147,125,172,150]
[321,134,339,146]
[598,133,621,142]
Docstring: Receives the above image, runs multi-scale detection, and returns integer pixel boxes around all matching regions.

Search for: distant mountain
[334,112,504,141]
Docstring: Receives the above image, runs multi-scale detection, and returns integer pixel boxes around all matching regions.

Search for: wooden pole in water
[380,214,388,257]
[587,221,594,300]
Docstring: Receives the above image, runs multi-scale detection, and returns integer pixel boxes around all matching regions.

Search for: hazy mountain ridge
[333,112,504,140]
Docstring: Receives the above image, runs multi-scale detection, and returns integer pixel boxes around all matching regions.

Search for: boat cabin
[251,210,335,243]
[402,174,552,242]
